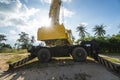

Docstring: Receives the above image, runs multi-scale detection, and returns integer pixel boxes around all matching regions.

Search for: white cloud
[0,0,21,12]
[0,0,39,27]
[62,0,72,3]
[0,0,75,46]
[40,0,72,4]
[8,30,19,41]
[40,0,51,4]
[61,7,75,18]
[9,30,17,35]
[24,0,28,3]
[0,0,42,44]
[0,0,15,4]
[80,22,88,26]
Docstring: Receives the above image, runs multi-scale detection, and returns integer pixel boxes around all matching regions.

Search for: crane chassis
[9,40,120,76]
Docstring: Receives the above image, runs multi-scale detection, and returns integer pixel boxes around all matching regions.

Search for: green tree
[0,34,7,49]
[94,34,120,53]
[2,44,12,49]
[16,32,35,49]
[93,24,106,38]
[31,36,35,44]
[118,24,120,33]
[76,24,89,40]
[0,34,7,43]
[0,34,12,50]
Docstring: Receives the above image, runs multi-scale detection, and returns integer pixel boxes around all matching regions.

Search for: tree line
[76,24,120,53]
[0,24,120,53]
[0,32,35,51]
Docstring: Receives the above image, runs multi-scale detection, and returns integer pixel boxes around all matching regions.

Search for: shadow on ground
[0,59,94,80]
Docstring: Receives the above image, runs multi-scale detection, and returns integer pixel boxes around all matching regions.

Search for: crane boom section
[37,0,73,45]
[49,0,61,25]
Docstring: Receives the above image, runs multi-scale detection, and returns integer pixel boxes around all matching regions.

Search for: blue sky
[0,0,120,46]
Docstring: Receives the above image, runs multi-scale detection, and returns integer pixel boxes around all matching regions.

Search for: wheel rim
[76,50,83,57]
[72,47,87,62]
[37,48,51,62]
[76,52,82,57]
[41,53,48,59]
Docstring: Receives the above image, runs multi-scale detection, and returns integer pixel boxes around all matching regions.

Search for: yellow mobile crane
[37,0,73,46]
[8,0,120,74]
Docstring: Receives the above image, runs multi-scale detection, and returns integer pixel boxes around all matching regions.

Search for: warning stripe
[97,56,120,73]
[8,55,36,70]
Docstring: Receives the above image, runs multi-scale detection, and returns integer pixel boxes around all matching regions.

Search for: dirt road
[0,53,120,80]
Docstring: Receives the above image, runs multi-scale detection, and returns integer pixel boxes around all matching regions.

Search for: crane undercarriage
[8,40,120,76]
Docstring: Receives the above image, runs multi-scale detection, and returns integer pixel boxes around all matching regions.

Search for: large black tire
[37,48,51,63]
[72,47,87,62]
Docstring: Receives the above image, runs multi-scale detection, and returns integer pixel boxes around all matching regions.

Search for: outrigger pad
[117,66,120,73]
[8,55,36,70]
[8,64,14,70]
[97,56,120,74]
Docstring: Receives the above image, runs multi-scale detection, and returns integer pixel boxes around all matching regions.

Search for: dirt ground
[0,53,120,80]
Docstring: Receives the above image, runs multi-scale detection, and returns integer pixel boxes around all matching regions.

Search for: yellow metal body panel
[37,24,73,45]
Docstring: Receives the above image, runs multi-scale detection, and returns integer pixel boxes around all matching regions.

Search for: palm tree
[118,24,120,34]
[93,24,106,37]
[0,34,7,43]
[76,24,88,40]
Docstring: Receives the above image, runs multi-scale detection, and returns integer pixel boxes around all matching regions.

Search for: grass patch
[0,48,28,53]
[6,53,27,64]
[101,53,120,56]
[104,57,120,64]
[15,49,28,54]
